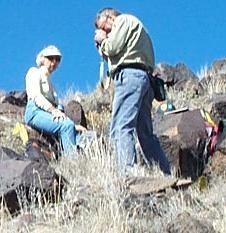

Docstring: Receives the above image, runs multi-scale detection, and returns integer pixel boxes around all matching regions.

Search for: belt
[110,63,153,78]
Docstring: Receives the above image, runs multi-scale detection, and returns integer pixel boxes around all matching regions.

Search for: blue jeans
[110,68,171,175]
[24,101,77,155]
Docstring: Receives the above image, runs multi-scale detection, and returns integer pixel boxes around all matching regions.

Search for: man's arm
[103,16,130,57]
[95,16,131,57]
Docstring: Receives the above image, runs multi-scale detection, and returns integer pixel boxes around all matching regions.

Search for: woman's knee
[61,118,75,131]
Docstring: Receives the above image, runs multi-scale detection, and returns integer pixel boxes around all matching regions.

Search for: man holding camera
[94,7,170,176]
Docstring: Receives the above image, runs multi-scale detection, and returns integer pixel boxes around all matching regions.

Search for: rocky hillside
[1,58,226,232]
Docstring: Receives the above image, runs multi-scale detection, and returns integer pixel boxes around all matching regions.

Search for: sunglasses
[46,55,61,62]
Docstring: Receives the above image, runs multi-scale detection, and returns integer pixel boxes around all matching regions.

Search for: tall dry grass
[197,64,226,96]
[1,137,226,233]
[2,73,226,232]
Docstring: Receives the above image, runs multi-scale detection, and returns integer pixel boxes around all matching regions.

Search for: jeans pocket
[114,73,123,87]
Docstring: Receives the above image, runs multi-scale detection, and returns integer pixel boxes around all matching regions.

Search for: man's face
[96,15,114,34]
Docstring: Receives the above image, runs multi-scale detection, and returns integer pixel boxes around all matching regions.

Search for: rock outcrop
[0,147,66,214]
[155,62,202,94]
[155,109,208,180]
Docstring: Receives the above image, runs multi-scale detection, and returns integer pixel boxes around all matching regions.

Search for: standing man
[94,8,171,176]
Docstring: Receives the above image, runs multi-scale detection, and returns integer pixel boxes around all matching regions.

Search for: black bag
[150,76,166,102]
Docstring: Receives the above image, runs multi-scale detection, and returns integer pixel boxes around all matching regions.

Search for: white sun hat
[36,45,62,67]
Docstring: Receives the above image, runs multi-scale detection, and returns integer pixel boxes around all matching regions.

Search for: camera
[95,41,101,48]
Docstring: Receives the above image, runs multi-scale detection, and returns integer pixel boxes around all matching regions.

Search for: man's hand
[94,29,107,46]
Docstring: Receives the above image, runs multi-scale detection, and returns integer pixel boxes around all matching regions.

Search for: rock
[2,122,60,161]
[125,176,178,195]
[158,109,207,148]
[216,134,226,155]
[204,151,226,177]
[157,109,208,180]
[64,100,87,128]
[0,160,31,213]
[0,102,25,136]
[155,63,175,85]
[0,103,24,122]
[207,58,226,76]
[0,158,66,214]
[159,135,181,167]
[22,125,60,160]
[125,176,191,195]
[123,192,169,218]
[155,63,201,94]
[206,94,226,120]
[24,138,59,162]
[0,146,24,161]
[166,211,216,233]
[0,91,27,107]
[174,63,198,81]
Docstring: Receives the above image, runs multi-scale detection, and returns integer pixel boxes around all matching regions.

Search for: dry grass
[197,64,226,96]
[2,75,226,232]
[1,138,226,233]
[196,64,209,80]
[86,109,111,135]
[0,124,26,154]
[60,87,85,106]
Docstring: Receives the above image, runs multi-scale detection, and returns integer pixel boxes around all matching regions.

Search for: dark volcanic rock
[155,63,201,94]
[0,146,24,161]
[1,91,27,107]
[156,110,208,180]
[64,100,87,128]
[0,156,66,214]
[206,94,226,120]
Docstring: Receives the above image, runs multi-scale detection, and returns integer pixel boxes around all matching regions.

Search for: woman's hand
[75,124,87,132]
[51,108,66,122]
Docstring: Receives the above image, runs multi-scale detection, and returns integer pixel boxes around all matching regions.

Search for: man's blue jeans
[24,101,77,155]
[110,68,171,175]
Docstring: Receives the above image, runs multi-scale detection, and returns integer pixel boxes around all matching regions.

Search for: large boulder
[64,100,87,128]
[155,63,201,94]
[0,147,66,214]
[158,109,207,147]
[157,109,208,180]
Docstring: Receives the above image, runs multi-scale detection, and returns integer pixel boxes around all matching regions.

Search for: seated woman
[24,45,86,156]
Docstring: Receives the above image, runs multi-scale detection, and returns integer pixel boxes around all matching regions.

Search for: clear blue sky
[0,0,225,96]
